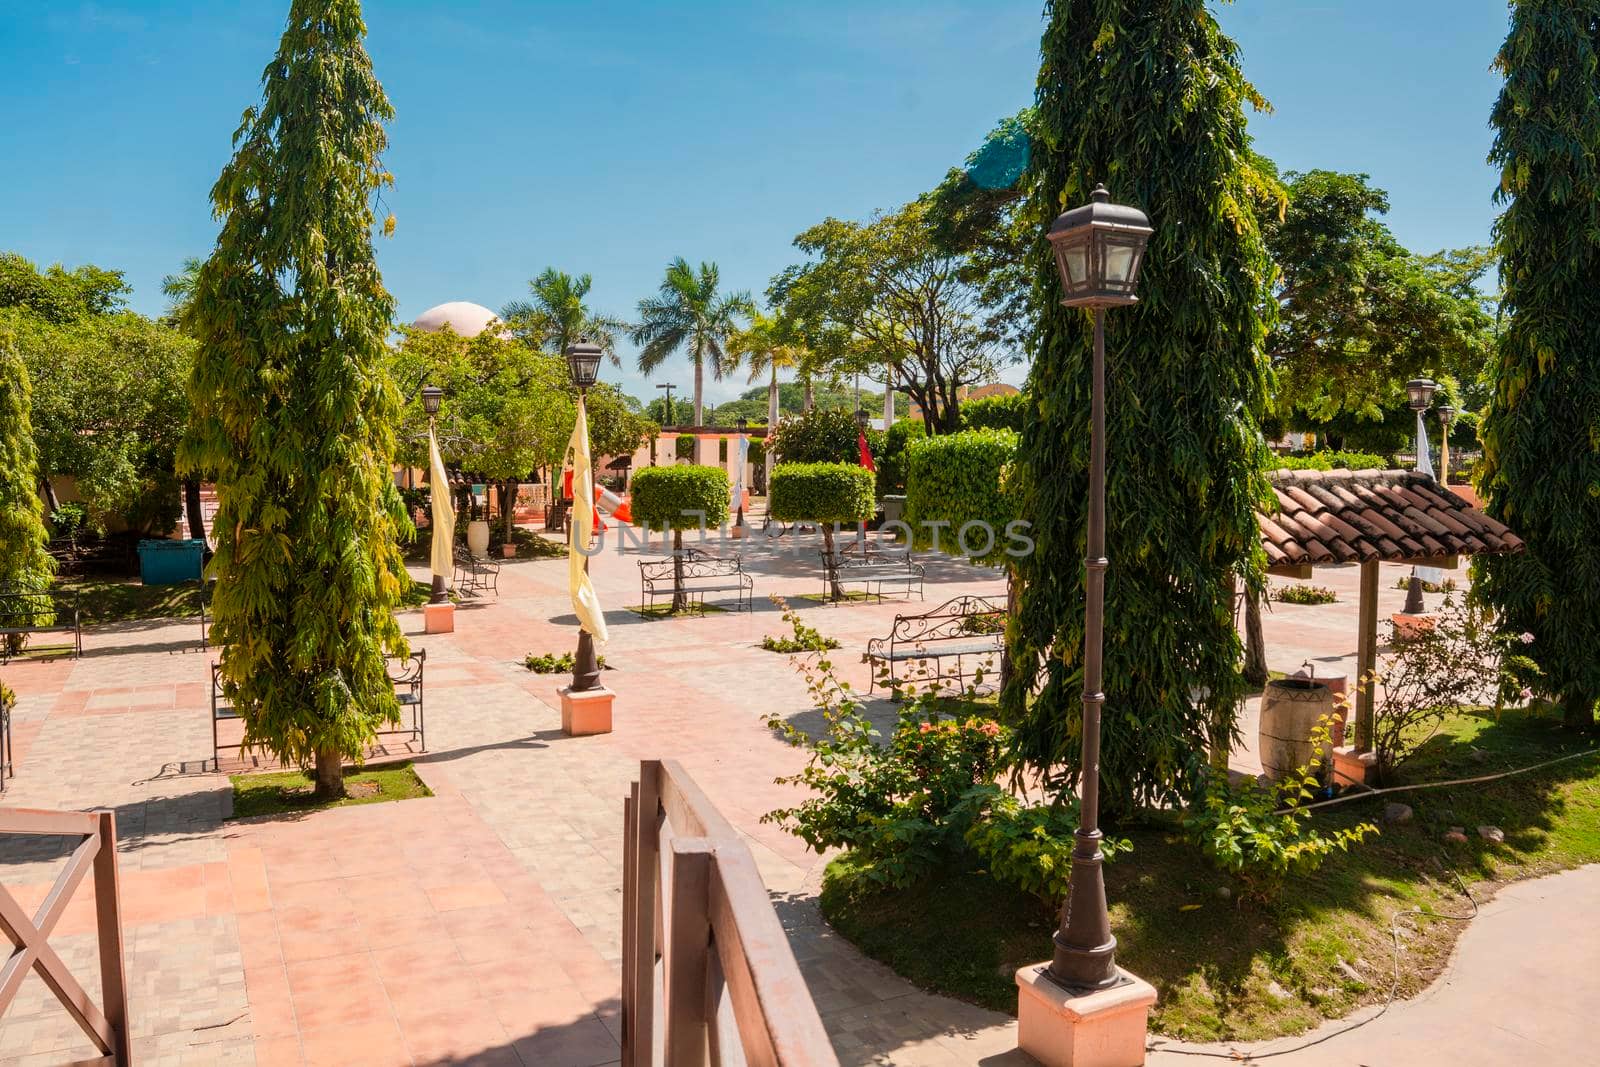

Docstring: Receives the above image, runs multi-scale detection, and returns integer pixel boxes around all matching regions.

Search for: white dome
[411,301,501,338]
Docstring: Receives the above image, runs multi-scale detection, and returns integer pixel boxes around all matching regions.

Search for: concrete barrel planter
[1259,676,1337,780]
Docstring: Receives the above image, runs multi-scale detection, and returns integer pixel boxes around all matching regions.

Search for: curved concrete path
[1147,863,1600,1066]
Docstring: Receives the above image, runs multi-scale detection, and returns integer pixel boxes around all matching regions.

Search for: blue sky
[0,1,1511,405]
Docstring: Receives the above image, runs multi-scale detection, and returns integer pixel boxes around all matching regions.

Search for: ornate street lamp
[565,337,604,692]
[421,384,444,418]
[1402,378,1438,614]
[1043,184,1152,993]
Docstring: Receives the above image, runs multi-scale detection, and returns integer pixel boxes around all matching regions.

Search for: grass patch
[229,761,432,820]
[819,709,1600,1042]
[796,591,878,604]
[53,576,202,624]
[625,602,729,618]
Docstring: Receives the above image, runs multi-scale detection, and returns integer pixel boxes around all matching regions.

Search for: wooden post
[664,839,713,1067]
[627,763,661,1067]
[1356,559,1379,751]
[93,811,132,1065]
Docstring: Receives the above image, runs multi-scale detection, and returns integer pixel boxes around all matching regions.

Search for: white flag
[567,395,609,646]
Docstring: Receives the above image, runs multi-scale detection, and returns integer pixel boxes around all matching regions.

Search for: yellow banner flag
[428,425,455,586]
[567,395,609,645]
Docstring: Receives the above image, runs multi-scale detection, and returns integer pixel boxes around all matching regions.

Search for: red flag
[858,429,876,472]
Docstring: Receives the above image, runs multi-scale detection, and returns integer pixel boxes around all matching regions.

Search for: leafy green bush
[766,407,862,464]
[760,614,840,653]
[961,786,1129,904]
[875,419,925,495]
[1272,584,1337,605]
[769,463,875,598]
[1272,450,1389,472]
[960,392,1028,433]
[524,650,605,673]
[675,434,696,461]
[48,502,87,538]
[629,465,731,532]
[1183,720,1377,902]
[1394,575,1457,593]
[903,429,1019,564]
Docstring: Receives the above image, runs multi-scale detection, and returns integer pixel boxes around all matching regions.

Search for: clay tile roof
[1260,469,1525,567]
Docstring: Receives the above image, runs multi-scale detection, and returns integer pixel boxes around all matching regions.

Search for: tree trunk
[1563,689,1596,729]
[767,370,780,490]
[671,528,688,613]
[1243,587,1268,687]
[39,476,60,515]
[313,748,345,799]
[823,525,843,601]
[502,478,519,542]
[1001,567,1017,689]
[802,377,814,411]
[184,478,207,541]
[693,357,705,427]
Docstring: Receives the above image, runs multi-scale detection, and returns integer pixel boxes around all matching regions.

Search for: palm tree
[160,256,204,325]
[632,258,754,425]
[501,268,626,364]
[727,311,810,486]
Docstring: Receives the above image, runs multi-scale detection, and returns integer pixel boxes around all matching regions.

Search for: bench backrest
[211,649,427,698]
[0,590,59,627]
[890,595,1004,643]
[639,552,741,581]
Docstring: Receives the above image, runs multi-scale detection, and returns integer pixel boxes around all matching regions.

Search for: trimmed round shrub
[674,434,696,461]
[766,407,861,464]
[904,429,1019,565]
[959,392,1028,433]
[770,463,875,598]
[629,465,731,533]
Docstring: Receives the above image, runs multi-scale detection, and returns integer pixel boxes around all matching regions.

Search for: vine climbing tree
[1002,0,1278,818]
[0,326,53,600]
[179,0,410,797]
[1476,0,1600,728]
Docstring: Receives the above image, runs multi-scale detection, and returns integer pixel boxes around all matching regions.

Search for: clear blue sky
[0,1,1511,405]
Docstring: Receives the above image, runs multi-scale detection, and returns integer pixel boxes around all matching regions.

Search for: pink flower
[1520,632,1535,645]
[978,722,1000,738]
[1520,687,1533,702]
[918,722,933,734]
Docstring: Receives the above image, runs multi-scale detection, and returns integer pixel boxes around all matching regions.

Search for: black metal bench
[639,548,753,613]
[0,682,14,790]
[210,650,426,769]
[820,542,925,602]
[453,543,501,597]
[0,587,81,663]
[865,594,1004,693]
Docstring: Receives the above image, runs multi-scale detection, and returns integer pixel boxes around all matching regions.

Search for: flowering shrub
[1271,584,1337,605]
[960,785,1130,904]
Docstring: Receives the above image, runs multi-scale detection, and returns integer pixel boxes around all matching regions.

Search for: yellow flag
[428,426,455,586]
[567,395,609,645]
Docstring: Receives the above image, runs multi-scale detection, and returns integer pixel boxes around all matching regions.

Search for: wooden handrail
[0,808,132,1064]
[623,760,838,1067]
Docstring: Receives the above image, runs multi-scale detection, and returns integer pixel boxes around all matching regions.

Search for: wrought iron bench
[453,542,501,597]
[864,594,1004,693]
[820,542,925,602]
[0,586,81,663]
[210,650,426,769]
[639,548,754,614]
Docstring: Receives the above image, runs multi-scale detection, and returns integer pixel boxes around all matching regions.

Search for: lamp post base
[1016,963,1156,1067]
[559,684,614,736]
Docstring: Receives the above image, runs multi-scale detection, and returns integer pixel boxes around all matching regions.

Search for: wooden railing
[0,808,132,1064]
[623,760,838,1067]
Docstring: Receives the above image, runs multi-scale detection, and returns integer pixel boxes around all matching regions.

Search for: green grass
[53,576,203,624]
[819,709,1600,1043]
[625,602,730,618]
[796,590,878,604]
[229,761,432,820]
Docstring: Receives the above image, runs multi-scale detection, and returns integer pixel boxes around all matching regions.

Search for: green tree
[765,406,863,465]
[770,201,1004,434]
[1264,170,1496,432]
[500,268,628,365]
[1004,0,1277,817]
[628,466,731,612]
[0,326,53,599]
[768,463,876,600]
[161,256,211,538]
[727,311,815,442]
[632,258,755,426]
[180,0,410,800]
[1476,0,1600,729]
[0,252,129,323]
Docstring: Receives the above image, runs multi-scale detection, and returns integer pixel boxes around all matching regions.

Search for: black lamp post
[566,337,604,692]
[1042,184,1152,992]
[421,385,448,604]
[1402,378,1437,615]
[735,417,749,529]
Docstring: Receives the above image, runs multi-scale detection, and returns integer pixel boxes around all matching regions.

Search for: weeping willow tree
[179,0,409,798]
[1002,0,1278,818]
[1476,1,1600,729]
[0,327,54,599]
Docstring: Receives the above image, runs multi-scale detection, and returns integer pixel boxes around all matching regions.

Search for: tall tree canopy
[632,258,754,426]
[770,201,1006,434]
[1263,169,1496,430]
[179,0,410,798]
[1002,0,1277,816]
[0,326,53,595]
[1476,0,1600,728]
[500,268,627,365]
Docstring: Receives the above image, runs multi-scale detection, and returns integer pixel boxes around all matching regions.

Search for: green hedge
[876,419,926,495]
[904,429,1019,564]
[768,463,875,524]
[1272,450,1391,472]
[675,434,696,461]
[960,393,1028,433]
[629,465,731,531]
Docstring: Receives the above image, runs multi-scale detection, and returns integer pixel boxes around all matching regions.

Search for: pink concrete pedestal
[423,602,455,634]
[1332,745,1377,787]
[559,685,615,736]
[1016,964,1157,1067]
[1391,612,1438,641]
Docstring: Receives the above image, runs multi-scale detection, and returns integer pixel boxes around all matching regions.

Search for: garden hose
[1279,744,1600,817]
